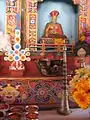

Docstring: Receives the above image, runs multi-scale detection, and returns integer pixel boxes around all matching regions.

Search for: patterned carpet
[39,108,90,120]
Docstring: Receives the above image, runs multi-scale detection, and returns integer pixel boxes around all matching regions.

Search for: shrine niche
[38,0,78,45]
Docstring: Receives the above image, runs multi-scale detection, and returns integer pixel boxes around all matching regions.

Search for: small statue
[0,32,12,53]
[74,41,90,56]
[74,41,90,68]
[44,10,63,38]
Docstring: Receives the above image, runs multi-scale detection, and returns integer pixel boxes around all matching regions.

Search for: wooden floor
[39,108,90,120]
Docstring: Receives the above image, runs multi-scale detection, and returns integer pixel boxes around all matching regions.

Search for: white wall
[0,0,6,33]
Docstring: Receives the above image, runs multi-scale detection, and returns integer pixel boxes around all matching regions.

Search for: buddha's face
[77,48,86,57]
[52,16,57,23]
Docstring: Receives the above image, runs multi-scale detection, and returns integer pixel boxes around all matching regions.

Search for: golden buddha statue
[42,10,68,45]
[44,10,63,38]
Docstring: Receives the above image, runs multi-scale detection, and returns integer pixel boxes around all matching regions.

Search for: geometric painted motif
[0,79,76,108]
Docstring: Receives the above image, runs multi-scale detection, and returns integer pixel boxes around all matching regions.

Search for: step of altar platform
[39,108,90,120]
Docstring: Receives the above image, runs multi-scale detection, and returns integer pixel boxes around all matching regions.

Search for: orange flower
[72,91,88,109]
[72,88,77,94]
[75,78,90,92]
[87,93,90,105]
[70,67,90,109]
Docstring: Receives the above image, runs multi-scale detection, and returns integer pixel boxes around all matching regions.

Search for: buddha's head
[77,47,86,57]
[75,40,90,56]
[50,10,59,23]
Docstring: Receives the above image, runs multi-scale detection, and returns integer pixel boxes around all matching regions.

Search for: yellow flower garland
[70,68,90,109]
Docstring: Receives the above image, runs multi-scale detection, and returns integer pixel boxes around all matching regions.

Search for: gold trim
[0,76,63,81]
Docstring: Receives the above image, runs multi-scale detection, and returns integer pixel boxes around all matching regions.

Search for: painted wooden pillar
[86,0,90,27]
[5,0,21,43]
[72,0,90,40]
[79,0,87,38]
[86,0,90,43]
[25,0,43,49]
[25,0,38,49]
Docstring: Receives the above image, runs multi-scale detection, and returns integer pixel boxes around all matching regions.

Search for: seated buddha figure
[44,10,64,38]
